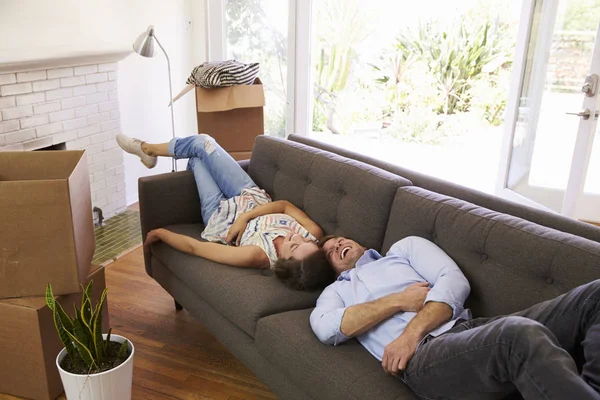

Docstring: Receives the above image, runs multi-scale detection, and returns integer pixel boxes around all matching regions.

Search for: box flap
[169,83,195,106]
[68,151,95,282]
[196,77,266,112]
[0,151,84,181]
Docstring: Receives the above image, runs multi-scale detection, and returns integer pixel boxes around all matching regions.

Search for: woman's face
[280,233,319,260]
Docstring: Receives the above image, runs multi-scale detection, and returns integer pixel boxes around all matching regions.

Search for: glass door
[497,0,600,222]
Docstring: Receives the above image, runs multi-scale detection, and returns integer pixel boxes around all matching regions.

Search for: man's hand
[382,331,421,375]
[398,282,430,312]
[226,215,249,246]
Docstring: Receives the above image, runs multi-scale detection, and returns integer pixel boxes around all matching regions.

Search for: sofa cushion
[255,309,416,400]
[150,223,321,337]
[248,136,412,251]
[382,186,600,318]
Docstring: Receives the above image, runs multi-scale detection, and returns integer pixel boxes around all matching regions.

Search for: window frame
[206,0,313,137]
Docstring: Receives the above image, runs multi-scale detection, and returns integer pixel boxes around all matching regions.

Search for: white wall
[0,0,207,205]
[119,0,206,204]
[0,0,132,61]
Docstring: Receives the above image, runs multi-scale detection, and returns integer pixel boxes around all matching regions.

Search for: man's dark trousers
[402,280,600,400]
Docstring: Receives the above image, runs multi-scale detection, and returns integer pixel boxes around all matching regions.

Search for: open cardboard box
[0,150,95,299]
[0,265,109,400]
[172,78,265,159]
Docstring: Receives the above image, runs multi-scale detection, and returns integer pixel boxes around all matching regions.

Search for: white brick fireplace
[0,53,130,219]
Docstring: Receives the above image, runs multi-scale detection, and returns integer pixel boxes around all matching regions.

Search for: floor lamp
[133,25,177,172]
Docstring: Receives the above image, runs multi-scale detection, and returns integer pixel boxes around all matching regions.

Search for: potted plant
[45,281,135,400]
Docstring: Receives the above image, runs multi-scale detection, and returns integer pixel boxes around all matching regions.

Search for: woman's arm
[281,201,324,240]
[227,200,323,244]
[146,229,269,268]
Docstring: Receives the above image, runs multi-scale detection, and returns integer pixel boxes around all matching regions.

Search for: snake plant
[45,280,127,373]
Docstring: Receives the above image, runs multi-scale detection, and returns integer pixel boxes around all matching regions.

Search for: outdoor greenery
[46,281,129,374]
[225,0,599,144]
[563,0,600,31]
[312,3,515,143]
[226,0,288,137]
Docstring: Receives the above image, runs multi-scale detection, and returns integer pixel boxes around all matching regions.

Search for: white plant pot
[56,334,134,400]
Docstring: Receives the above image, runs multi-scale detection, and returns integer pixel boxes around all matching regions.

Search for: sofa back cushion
[288,134,600,244]
[382,186,600,317]
[249,136,412,251]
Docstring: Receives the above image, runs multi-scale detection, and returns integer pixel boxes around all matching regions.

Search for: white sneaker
[116,133,157,169]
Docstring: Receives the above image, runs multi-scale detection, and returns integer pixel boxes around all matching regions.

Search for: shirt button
[546,277,554,285]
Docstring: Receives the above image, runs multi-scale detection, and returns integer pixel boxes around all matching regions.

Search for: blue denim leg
[186,158,225,225]
[169,135,256,198]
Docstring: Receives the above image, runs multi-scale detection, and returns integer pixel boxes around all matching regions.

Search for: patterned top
[201,187,317,268]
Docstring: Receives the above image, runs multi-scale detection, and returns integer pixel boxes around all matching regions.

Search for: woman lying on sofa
[117,133,331,277]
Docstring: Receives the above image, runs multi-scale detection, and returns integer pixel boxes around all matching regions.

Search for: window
[223,0,290,137]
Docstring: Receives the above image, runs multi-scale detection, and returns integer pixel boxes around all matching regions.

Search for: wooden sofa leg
[174,299,183,311]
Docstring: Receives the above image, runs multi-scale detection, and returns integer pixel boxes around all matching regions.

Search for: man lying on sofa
[278,235,600,399]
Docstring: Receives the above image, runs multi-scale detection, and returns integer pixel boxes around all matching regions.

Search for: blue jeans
[168,135,256,224]
[402,280,600,399]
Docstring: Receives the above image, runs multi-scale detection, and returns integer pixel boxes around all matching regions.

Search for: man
[309,235,600,399]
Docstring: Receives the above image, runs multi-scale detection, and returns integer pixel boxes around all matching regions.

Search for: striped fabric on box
[187,60,260,88]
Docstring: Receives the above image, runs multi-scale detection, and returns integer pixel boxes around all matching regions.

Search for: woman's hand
[144,229,163,250]
[226,215,249,246]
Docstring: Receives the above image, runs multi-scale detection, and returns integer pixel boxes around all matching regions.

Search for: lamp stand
[153,34,177,172]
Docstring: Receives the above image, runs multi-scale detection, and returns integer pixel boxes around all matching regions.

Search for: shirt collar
[337,249,381,281]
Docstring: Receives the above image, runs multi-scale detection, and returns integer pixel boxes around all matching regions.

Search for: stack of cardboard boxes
[0,151,107,400]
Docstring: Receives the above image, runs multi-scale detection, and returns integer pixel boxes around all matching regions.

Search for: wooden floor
[1,246,277,400]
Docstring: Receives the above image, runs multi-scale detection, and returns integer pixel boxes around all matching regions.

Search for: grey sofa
[139,135,600,400]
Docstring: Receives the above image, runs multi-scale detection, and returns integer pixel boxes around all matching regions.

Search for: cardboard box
[195,78,265,154]
[0,151,95,299]
[0,265,109,400]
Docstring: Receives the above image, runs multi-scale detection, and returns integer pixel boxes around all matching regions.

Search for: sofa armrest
[138,171,202,276]
[238,159,250,171]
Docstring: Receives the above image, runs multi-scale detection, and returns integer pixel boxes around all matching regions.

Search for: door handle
[566,109,592,120]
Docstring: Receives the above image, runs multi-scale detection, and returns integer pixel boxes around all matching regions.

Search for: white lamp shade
[133,25,155,57]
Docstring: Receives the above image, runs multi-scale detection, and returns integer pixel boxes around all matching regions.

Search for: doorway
[497,0,600,223]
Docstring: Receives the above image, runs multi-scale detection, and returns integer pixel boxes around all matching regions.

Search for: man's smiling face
[321,236,367,275]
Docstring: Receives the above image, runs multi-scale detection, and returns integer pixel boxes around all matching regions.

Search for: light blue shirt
[310,236,472,361]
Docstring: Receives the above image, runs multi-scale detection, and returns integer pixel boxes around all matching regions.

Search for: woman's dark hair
[274,249,335,291]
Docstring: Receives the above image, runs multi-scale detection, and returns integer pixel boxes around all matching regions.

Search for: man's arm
[340,283,430,337]
[382,236,470,375]
[388,236,470,319]
[310,282,430,345]
[382,301,451,374]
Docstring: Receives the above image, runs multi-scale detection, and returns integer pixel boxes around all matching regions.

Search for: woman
[117,133,325,270]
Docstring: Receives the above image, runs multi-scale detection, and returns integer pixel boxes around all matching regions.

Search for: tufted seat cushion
[151,223,322,337]
[248,136,413,251]
[382,186,600,317]
[255,309,416,400]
